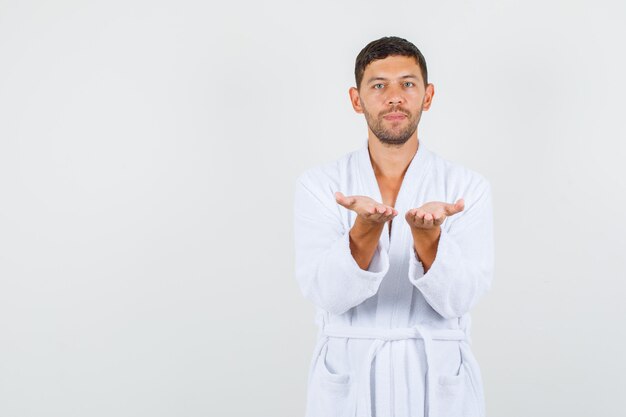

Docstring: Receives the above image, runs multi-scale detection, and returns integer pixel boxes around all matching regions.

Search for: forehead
[363,55,422,81]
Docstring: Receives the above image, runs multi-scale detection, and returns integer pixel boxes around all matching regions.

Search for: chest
[376,177,403,236]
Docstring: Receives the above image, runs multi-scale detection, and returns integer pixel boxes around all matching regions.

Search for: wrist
[411,225,441,240]
[352,217,384,238]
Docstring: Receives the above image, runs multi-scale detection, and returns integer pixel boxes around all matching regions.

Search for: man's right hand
[334,191,398,225]
[334,191,395,270]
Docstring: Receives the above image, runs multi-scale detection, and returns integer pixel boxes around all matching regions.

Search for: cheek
[361,98,382,114]
[410,90,425,100]
[412,94,427,109]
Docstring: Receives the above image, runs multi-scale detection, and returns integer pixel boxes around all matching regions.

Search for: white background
[1,1,625,416]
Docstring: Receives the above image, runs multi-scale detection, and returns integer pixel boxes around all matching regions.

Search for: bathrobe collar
[357,137,432,250]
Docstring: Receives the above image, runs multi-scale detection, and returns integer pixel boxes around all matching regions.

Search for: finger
[335,191,355,208]
[423,212,434,227]
[377,205,394,219]
[385,207,398,221]
[365,206,384,221]
[414,212,425,227]
[444,198,465,215]
[443,203,455,215]
[380,205,394,220]
[405,209,417,224]
[369,206,384,218]
[408,209,426,227]
[373,207,386,221]
[433,214,445,227]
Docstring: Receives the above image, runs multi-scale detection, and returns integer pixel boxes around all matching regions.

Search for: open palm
[335,191,398,225]
[405,199,465,231]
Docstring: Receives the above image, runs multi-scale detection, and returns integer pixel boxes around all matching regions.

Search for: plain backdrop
[1,0,625,416]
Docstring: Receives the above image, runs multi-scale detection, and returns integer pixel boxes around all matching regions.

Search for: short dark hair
[355,36,428,90]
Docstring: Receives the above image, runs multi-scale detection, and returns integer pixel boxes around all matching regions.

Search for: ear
[349,87,363,113]
[422,83,435,111]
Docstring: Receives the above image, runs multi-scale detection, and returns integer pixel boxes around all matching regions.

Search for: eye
[403,81,415,87]
[373,83,384,89]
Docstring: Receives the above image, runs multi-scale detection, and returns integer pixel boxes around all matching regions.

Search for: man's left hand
[405,199,465,232]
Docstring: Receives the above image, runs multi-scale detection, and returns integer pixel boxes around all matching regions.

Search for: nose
[385,83,405,105]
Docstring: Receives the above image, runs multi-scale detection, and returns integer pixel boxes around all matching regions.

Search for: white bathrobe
[293,138,494,417]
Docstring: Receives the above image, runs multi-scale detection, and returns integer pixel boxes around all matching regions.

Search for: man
[293,36,494,417]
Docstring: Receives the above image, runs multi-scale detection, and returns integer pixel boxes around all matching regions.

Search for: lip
[383,112,407,120]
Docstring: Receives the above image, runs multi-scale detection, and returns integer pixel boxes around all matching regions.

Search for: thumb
[445,198,465,215]
[453,198,465,213]
[335,191,355,208]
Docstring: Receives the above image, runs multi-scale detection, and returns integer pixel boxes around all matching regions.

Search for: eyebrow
[366,74,420,84]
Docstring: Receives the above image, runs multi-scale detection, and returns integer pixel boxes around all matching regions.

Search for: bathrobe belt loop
[321,323,467,417]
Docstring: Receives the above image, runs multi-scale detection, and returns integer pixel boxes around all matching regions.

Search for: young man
[293,36,494,417]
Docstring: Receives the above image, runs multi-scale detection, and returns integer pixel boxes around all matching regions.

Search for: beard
[362,104,423,147]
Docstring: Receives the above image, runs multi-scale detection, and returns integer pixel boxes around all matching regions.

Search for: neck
[367,134,419,180]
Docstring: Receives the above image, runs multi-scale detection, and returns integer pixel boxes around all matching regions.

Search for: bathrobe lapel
[356,138,433,327]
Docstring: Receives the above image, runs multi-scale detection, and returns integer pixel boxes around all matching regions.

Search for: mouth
[383,112,408,121]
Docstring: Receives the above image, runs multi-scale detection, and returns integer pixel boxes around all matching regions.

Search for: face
[349,55,434,146]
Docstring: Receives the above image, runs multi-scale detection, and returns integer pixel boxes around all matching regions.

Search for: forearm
[411,227,441,272]
[349,219,384,270]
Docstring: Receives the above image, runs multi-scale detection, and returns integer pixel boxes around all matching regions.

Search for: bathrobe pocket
[434,357,481,417]
[306,340,353,417]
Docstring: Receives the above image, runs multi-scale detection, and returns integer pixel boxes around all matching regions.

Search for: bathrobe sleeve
[293,171,390,315]
[408,178,494,319]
